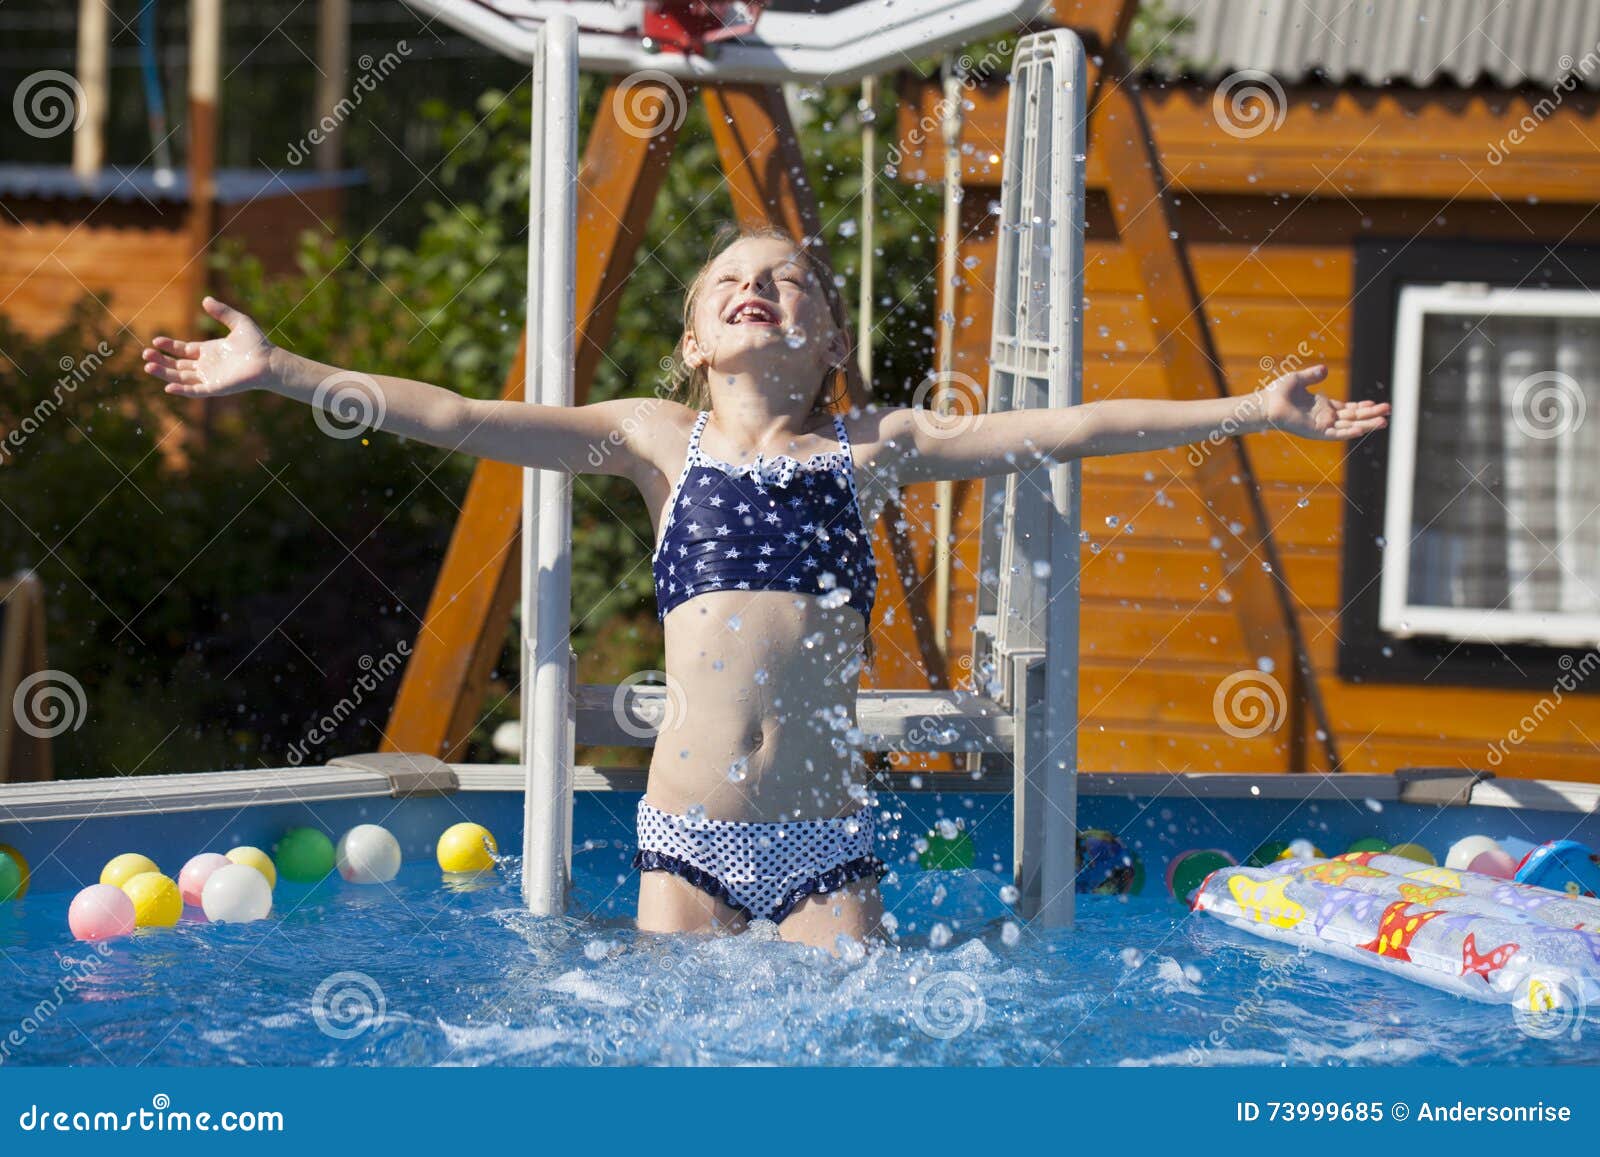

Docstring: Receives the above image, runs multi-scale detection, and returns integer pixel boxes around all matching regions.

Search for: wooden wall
[0,187,341,342]
[891,76,1600,781]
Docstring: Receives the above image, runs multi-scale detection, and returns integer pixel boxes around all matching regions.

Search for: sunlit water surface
[0,854,1591,1066]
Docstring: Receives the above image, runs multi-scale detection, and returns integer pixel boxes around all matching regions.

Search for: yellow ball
[101,853,159,889]
[226,846,277,889]
[1388,842,1436,866]
[122,872,182,927]
[0,844,31,898]
[436,823,497,874]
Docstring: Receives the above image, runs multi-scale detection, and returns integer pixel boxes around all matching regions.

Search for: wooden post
[187,0,222,302]
[0,573,53,784]
[314,0,351,173]
[1092,57,1337,772]
[72,0,108,180]
[382,77,688,760]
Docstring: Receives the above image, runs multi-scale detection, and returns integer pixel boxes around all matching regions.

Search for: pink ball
[178,853,232,908]
[68,884,136,942]
[1469,849,1519,879]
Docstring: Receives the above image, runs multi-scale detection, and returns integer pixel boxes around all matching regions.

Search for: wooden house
[883,0,1600,780]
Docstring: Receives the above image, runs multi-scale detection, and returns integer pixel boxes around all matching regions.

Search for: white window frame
[1379,282,1600,648]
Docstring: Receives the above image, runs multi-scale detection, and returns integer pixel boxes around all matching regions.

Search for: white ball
[201,862,273,923]
[1446,835,1503,871]
[336,824,402,885]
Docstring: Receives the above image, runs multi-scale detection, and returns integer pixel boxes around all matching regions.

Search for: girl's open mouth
[725,299,781,327]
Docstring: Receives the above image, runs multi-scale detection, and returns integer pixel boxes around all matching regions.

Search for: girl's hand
[1259,364,1390,441]
[142,297,276,398]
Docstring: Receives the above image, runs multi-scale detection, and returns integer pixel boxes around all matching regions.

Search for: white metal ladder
[519,24,1087,927]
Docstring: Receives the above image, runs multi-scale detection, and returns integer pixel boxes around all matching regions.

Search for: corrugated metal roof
[1149,0,1600,89]
[0,165,366,205]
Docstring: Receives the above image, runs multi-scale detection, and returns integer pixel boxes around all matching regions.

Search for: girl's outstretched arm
[878,365,1389,484]
[141,297,664,479]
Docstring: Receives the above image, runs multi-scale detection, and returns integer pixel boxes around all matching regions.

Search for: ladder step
[566,684,1015,753]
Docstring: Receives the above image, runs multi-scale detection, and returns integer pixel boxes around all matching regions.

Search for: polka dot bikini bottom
[632,800,887,924]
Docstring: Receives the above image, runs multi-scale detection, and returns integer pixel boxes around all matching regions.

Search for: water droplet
[929,923,953,948]
[1001,921,1021,947]
[727,759,749,783]
[999,884,1020,905]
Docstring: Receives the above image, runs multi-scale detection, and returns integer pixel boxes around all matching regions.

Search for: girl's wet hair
[666,222,852,414]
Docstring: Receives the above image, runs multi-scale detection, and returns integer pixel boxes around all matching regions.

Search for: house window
[1340,240,1600,690]
[1380,284,1600,648]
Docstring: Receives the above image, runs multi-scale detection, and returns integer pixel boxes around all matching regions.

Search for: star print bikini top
[652,410,877,624]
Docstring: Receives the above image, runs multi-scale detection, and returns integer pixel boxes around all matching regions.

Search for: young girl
[142,224,1388,952]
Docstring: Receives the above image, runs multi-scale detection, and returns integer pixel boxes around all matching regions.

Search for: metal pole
[521,15,579,916]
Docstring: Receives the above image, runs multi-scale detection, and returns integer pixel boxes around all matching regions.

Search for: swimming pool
[0,769,1595,1066]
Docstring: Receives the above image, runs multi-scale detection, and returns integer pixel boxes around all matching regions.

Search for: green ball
[920,829,975,870]
[1345,837,1390,855]
[0,852,20,902]
[274,827,335,882]
[1168,849,1234,904]
[1246,840,1289,868]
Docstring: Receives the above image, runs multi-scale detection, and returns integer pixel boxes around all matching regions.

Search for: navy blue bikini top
[652,410,877,624]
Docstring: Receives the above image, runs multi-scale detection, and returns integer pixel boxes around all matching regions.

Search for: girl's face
[682,237,846,402]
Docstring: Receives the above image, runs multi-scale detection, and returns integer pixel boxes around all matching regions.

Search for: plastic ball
[68,884,136,941]
[1469,849,1518,879]
[178,853,232,907]
[436,823,498,874]
[1166,849,1236,905]
[1446,835,1502,871]
[121,872,181,927]
[274,827,335,883]
[0,852,22,903]
[100,852,159,889]
[226,846,277,889]
[1345,837,1390,855]
[920,828,975,870]
[201,863,273,923]
[1076,829,1142,895]
[0,843,31,898]
[1388,842,1436,865]
[1245,840,1288,868]
[337,824,402,884]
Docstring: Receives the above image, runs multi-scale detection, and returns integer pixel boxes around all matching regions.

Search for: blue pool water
[0,787,1596,1066]
[0,844,1593,1065]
